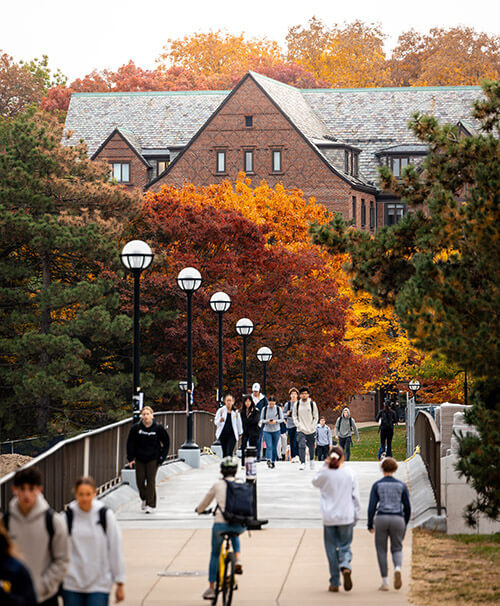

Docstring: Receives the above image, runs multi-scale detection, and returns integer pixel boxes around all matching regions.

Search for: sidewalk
[122,527,411,605]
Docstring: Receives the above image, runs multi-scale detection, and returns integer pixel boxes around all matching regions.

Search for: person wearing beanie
[292,387,319,471]
[334,408,359,461]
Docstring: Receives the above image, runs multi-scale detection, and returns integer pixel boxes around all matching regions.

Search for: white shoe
[141,500,146,511]
[144,506,153,514]
[379,583,390,592]
[310,461,315,470]
[299,463,305,470]
[292,456,300,463]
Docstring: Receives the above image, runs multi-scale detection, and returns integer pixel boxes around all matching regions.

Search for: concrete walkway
[117,458,413,604]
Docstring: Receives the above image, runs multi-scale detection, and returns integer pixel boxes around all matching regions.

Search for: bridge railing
[414,410,442,515]
[0,410,215,512]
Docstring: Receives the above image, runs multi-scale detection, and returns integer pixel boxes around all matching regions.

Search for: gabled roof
[376,143,429,155]
[90,126,151,167]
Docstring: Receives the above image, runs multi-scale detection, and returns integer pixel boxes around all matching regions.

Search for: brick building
[64,71,481,231]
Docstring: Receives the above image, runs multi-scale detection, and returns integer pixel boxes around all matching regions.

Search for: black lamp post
[120,240,153,421]
[209,292,231,407]
[236,318,254,395]
[177,267,202,449]
[257,346,273,396]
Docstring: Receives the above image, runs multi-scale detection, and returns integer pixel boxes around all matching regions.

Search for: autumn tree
[390,27,500,86]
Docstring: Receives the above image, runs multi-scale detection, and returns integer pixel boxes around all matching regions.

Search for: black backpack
[222,480,254,526]
[263,405,282,421]
[3,509,56,558]
[64,506,108,535]
[295,400,316,422]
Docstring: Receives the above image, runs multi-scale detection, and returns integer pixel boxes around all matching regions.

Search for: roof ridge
[248,71,297,90]
[301,85,483,93]
[71,90,231,97]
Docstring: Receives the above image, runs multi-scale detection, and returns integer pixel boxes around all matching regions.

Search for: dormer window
[390,157,410,177]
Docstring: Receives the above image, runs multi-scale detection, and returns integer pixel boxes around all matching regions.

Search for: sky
[2,0,499,81]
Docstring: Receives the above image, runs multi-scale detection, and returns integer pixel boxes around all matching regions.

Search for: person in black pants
[240,395,260,465]
[376,403,398,459]
[214,394,243,457]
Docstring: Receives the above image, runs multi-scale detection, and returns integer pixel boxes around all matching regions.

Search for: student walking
[368,457,411,592]
[5,467,69,606]
[334,408,359,461]
[62,476,125,605]
[312,446,361,593]
[292,387,319,470]
[376,403,399,459]
[259,396,283,468]
[316,417,333,461]
[0,520,37,606]
[251,383,268,461]
[214,394,243,458]
[126,406,170,513]
[283,388,299,462]
[277,414,288,461]
[240,395,260,465]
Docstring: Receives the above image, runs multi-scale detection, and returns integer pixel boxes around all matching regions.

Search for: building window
[272,150,282,172]
[361,199,366,228]
[369,200,375,229]
[157,159,169,176]
[244,150,254,173]
[216,151,226,174]
[111,162,130,183]
[352,196,357,224]
[344,150,349,173]
[386,203,405,226]
[245,116,253,127]
[353,154,359,177]
[391,157,409,177]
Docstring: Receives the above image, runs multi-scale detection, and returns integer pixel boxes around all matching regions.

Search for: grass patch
[411,529,500,605]
[348,424,406,461]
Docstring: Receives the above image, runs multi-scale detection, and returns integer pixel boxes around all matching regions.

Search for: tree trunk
[37,252,51,433]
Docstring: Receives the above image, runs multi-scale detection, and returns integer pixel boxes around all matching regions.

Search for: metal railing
[414,410,442,515]
[0,410,215,512]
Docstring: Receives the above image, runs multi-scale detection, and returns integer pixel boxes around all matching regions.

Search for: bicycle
[199,508,239,606]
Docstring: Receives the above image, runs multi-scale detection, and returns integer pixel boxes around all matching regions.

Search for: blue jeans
[263,431,280,462]
[288,426,298,458]
[62,590,109,606]
[339,436,352,461]
[323,524,354,587]
[209,523,245,583]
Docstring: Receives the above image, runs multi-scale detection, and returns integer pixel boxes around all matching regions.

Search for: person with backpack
[334,408,359,461]
[315,417,333,461]
[196,457,249,601]
[126,405,170,513]
[240,395,260,466]
[0,520,37,606]
[312,445,361,593]
[283,388,300,462]
[376,403,399,459]
[368,457,411,592]
[292,386,319,470]
[4,466,69,606]
[214,394,243,458]
[62,476,125,605]
[250,383,268,461]
[259,395,283,469]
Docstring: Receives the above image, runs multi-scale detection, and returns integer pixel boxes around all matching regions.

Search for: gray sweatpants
[297,431,315,464]
[374,515,406,577]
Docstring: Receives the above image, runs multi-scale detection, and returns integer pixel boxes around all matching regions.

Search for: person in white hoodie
[214,393,243,457]
[292,386,319,470]
[62,476,125,606]
[312,445,361,593]
[5,466,69,606]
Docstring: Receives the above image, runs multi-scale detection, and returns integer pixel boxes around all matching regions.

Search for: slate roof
[63,74,482,187]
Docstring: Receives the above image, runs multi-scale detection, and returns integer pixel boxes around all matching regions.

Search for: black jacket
[0,555,37,606]
[126,420,170,463]
[241,407,260,440]
[376,409,398,430]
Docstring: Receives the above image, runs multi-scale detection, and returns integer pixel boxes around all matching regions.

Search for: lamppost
[407,379,421,457]
[120,240,153,421]
[236,318,254,395]
[209,292,231,407]
[177,267,202,467]
[257,347,273,396]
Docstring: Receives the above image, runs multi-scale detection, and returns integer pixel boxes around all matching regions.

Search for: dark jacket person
[241,395,260,464]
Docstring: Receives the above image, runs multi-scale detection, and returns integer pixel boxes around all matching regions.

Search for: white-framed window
[216,151,226,173]
[111,162,130,183]
[272,150,282,172]
[244,150,253,173]
[391,157,409,177]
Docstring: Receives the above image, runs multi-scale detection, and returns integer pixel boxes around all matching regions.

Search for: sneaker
[292,456,300,463]
[379,583,390,592]
[141,500,146,511]
[299,463,305,470]
[394,570,402,590]
[202,587,216,600]
[328,585,339,592]
[310,461,315,470]
[267,460,272,468]
[341,568,352,591]
[144,506,153,514]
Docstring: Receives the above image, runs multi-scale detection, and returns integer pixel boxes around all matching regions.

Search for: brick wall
[151,77,376,220]
[93,131,150,190]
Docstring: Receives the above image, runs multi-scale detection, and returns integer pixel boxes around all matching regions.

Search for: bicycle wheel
[213,560,222,606]
[222,551,235,606]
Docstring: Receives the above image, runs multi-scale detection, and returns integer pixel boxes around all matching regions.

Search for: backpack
[295,400,315,423]
[222,480,254,526]
[64,506,108,535]
[3,509,56,558]
[263,405,282,421]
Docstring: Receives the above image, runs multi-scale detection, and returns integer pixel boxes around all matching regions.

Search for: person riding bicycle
[196,456,245,601]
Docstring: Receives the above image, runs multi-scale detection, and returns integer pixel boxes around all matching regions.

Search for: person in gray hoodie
[6,466,69,606]
[334,408,359,461]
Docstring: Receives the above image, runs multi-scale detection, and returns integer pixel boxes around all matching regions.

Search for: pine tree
[312,80,500,524]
